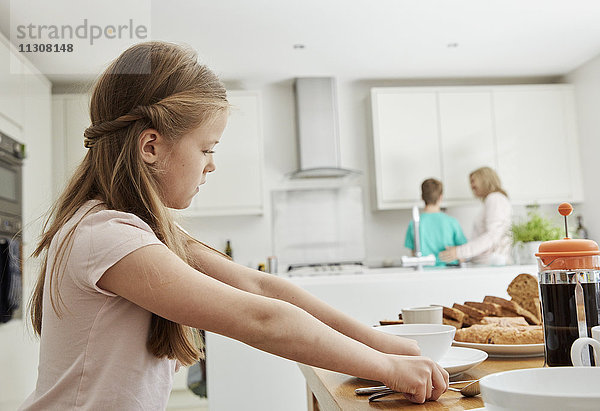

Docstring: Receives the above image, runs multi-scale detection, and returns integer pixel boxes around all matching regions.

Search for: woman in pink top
[439,167,512,265]
[21,42,448,410]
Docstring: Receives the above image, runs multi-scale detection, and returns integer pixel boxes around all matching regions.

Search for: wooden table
[299,356,544,410]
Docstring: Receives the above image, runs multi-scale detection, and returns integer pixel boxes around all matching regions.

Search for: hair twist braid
[83,91,194,148]
[83,112,145,148]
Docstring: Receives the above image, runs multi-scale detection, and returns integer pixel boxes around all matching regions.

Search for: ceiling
[2,0,600,85]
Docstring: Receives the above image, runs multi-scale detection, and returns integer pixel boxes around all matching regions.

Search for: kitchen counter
[205,264,537,411]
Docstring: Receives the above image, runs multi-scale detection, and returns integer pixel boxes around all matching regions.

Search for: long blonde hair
[470,166,508,199]
[30,41,229,365]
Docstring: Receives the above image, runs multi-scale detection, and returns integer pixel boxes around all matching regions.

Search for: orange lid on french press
[535,203,600,270]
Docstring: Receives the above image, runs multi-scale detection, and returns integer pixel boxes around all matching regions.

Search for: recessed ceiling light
[447,42,459,48]
[293,44,306,50]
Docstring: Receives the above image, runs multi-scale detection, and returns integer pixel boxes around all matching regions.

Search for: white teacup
[401,306,442,324]
[571,325,600,366]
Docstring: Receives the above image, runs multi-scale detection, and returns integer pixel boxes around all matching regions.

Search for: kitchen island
[205,264,537,411]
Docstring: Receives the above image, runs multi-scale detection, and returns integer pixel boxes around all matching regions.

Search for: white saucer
[439,346,488,377]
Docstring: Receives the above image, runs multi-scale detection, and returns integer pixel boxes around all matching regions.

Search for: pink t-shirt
[21,200,177,410]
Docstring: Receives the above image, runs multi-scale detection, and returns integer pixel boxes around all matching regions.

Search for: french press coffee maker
[536,203,600,366]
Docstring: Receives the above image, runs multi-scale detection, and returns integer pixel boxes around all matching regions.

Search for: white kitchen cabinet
[370,89,441,208]
[51,94,89,197]
[182,90,264,216]
[438,91,496,202]
[494,85,583,204]
[370,84,583,209]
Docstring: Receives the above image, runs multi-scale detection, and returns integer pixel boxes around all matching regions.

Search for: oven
[0,131,24,323]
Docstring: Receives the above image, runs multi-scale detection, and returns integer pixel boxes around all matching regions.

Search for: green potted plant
[511,209,562,264]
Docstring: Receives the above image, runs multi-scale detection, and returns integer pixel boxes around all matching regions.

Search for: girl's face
[470,175,484,199]
[159,112,228,209]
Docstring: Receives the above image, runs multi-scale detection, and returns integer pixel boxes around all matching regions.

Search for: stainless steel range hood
[289,77,360,179]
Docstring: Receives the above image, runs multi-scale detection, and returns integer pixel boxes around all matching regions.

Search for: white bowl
[480,367,600,411]
[373,324,455,362]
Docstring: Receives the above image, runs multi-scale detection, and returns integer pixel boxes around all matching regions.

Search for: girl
[440,166,512,265]
[21,41,448,410]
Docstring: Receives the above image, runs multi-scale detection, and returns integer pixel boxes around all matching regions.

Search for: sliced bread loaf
[455,324,543,344]
[464,301,503,316]
[507,273,542,323]
[481,316,529,327]
[484,295,540,325]
[442,306,466,322]
[453,303,486,320]
[507,273,539,298]
[443,317,463,329]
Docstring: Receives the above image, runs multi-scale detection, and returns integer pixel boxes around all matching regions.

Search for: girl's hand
[373,331,421,356]
[439,246,458,262]
[382,354,449,403]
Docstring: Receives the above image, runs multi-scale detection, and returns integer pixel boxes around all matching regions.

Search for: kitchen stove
[286,262,364,277]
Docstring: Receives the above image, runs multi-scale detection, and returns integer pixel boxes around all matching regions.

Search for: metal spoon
[448,380,480,397]
[366,380,480,402]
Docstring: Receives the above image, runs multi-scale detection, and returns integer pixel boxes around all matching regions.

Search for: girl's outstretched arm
[186,242,420,357]
[98,244,448,403]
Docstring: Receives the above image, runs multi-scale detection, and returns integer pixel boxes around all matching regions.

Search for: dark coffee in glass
[540,281,600,366]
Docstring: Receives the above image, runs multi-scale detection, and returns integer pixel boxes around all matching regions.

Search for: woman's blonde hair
[470,166,508,199]
[29,41,229,365]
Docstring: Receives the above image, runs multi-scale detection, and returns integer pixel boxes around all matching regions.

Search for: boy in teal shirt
[404,178,467,266]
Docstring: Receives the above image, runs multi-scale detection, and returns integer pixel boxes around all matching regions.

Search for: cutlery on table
[360,380,480,401]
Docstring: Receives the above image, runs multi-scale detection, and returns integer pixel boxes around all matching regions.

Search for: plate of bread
[446,274,544,357]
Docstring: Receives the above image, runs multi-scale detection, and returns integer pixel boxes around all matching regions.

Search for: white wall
[566,57,600,242]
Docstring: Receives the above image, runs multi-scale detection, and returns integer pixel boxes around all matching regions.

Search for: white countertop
[285,264,537,325]
[282,263,538,283]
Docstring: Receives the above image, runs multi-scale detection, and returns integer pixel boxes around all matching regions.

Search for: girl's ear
[139,129,166,164]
